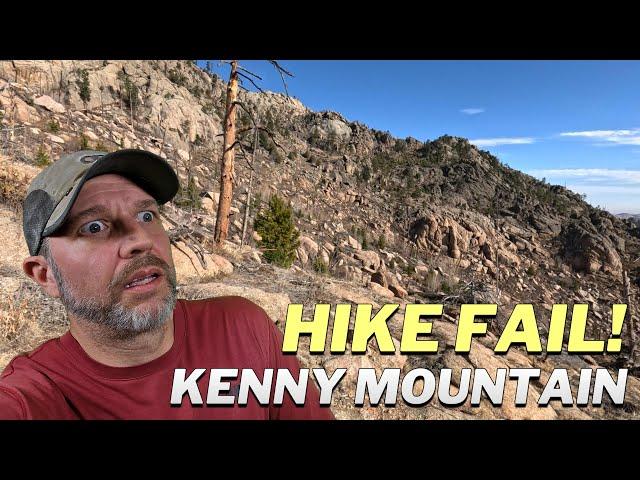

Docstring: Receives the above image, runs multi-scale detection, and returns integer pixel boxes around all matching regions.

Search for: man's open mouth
[124,272,161,289]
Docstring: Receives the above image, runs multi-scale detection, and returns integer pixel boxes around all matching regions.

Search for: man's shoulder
[179,296,272,324]
[0,337,73,419]
[178,296,276,347]
[1,336,64,380]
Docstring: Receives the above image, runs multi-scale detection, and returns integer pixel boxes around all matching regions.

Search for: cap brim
[42,149,179,237]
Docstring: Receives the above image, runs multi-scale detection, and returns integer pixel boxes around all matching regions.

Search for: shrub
[359,165,371,182]
[76,69,91,105]
[80,134,90,150]
[167,67,188,87]
[377,234,386,249]
[118,71,140,109]
[35,145,50,167]
[371,153,392,173]
[259,130,272,152]
[201,102,215,115]
[526,265,537,276]
[0,160,30,211]
[174,177,201,210]
[313,256,328,274]
[94,140,109,152]
[250,191,263,211]
[47,119,60,133]
[272,150,284,164]
[254,195,300,268]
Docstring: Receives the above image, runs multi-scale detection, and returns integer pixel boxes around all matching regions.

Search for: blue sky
[199,61,640,214]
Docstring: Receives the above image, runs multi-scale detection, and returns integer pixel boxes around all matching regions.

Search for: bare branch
[237,71,265,93]
[235,126,254,136]
[269,60,294,97]
[256,126,285,152]
[237,65,263,81]
[234,101,258,128]
[270,60,294,78]
[170,238,202,271]
[223,139,247,155]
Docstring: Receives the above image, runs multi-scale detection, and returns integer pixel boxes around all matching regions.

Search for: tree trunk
[242,169,254,247]
[241,128,258,246]
[214,60,239,245]
[159,124,167,158]
[623,270,637,363]
[129,87,135,133]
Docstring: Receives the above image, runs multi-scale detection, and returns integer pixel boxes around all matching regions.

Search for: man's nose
[119,220,154,258]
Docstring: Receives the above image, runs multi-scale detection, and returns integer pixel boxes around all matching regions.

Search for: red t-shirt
[0,296,334,420]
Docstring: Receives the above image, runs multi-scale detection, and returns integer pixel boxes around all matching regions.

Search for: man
[0,149,334,420]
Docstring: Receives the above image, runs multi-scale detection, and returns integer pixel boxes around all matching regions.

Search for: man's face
[44,174,177,337]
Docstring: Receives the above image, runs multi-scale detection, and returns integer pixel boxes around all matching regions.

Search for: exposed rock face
[371,271,387,288]
[0,60,308,154]
[354,250,381,271]
[34,95,66,113]
[0,82,39,123]
[171,242,234,284]
[409,210,495,261]
[560,219,623,275]
[369,281,395,298]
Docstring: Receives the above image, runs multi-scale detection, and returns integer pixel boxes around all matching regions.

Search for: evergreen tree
[254,195,300,268]
[76,69,91,106]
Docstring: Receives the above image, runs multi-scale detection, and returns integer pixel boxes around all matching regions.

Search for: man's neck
[68,316,174,368]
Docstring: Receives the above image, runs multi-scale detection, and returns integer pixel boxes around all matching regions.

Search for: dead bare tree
[128,82,135,133]
[241,127,259,246]
[213,60,293,246]
[494,195,501,303]
[623,269,637,364]
[214,60,239,245]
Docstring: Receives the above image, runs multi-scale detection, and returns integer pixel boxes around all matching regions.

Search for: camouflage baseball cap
[23,149,180,256]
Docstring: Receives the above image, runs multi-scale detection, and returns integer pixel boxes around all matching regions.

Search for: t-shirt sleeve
[264,316,335,420]
[0,385,27,419]
[0,360,78,420]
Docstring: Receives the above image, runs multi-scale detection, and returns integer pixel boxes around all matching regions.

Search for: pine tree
[76,69,91,106]
[254,195,300,268]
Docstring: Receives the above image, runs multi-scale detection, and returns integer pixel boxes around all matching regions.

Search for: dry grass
[0,293,42,344]
[0,158,38,209]
[0,159,34,212]
[0,288,68,370]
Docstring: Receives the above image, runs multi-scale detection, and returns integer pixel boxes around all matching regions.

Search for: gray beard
[48,253,177,339]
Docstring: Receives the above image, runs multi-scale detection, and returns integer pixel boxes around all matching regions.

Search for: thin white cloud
[566,185,640,195]
[461,108,485,115]
[469,137,535,147]
[527,168,640,214]
[559,129,640,145]
[529,168,640,184]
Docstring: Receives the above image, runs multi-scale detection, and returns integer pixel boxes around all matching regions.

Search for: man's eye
[80,220,107,235]
[137,211,155,223]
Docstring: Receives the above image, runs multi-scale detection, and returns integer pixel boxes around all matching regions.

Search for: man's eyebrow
[134,199,159,210]
[66,205,110,227]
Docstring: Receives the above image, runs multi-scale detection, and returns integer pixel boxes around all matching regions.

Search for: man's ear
[23,256,61,298]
